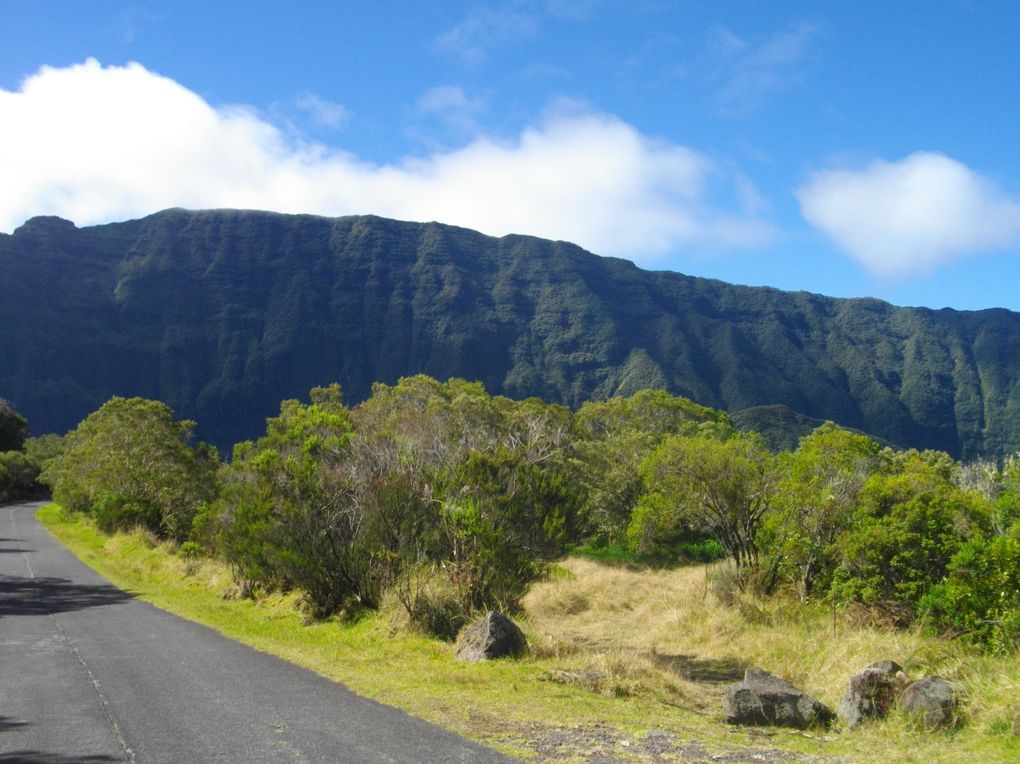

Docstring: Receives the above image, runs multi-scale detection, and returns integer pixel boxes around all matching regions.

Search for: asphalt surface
[0,502,515,763]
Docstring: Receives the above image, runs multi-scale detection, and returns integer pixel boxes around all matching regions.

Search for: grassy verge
[39,504,1019,762]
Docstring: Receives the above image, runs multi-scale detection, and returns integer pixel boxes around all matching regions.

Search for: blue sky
[3,1,1020,311]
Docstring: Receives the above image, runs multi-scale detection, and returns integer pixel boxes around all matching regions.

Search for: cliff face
[2,208,1018,457]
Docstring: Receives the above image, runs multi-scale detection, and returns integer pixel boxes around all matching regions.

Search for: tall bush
[215,385,385,616]
[41,397,218,540]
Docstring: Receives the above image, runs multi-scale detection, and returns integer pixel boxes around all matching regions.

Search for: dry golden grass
[523,557,1020,755]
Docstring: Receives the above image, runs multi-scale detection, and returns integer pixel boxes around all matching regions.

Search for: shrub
[178,541,205,560]
[392,565,475,641]
[921,529,1020,653]
[214,387,387,618]
[41,397,218,541]
[91,491,161,535]
[831,451,991,611]
[0,450,45,502]
[0,399,28,453]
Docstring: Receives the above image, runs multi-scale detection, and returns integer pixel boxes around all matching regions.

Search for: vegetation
[0,398,55,502]
[4,209,1020,459]
[21,374,1019,760]
[769,423,881,599]
[631,430,776,581]
[0,397,29,452]
[32,377,1019,657]
[41,397,218,540]
[39,506,1020,763]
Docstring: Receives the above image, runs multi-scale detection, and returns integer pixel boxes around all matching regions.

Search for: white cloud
[415,85,485,139]
[707,22,818,115]
[0,59,772,263]
[798,152,1020,279]
[431,7,540,65]
[417,85,480,116]
[294,93,349,129]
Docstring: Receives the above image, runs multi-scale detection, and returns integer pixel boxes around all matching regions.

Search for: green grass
[38,504,1020,762]
[569,536,725,567]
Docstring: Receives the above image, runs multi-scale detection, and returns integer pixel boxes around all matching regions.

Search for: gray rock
[837,667,899,728]
[898,676,960,729]
[724,668,834,729]
[454,611,527,663]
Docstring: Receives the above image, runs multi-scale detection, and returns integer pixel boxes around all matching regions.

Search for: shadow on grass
[652,652,745,684]
[0,575,135,618]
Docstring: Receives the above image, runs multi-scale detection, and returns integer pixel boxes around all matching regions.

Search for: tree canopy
[41,397,218,540]
[0,398,28,452]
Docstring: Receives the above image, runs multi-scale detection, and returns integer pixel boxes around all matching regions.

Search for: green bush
[214,387,386,618]
[921,528,1020,653]
[831,451,991,612]
[831,492,965,607]
[178,541,205,560]
[91,491,161,535]
[0,450,45,502]
[41,397,218,541]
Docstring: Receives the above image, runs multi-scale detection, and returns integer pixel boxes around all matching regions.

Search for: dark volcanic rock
[455,611,527,663]
[837,665,902,728]
[898,676,960,729]
[724,668,834,729]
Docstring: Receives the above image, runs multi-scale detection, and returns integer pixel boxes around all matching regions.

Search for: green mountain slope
[2,209,1018,458]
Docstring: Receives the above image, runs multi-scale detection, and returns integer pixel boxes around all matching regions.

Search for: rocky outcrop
[454,611,527,663]
[724,668,834,729]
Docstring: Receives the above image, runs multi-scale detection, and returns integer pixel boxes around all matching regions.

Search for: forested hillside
[2,208,1019,457]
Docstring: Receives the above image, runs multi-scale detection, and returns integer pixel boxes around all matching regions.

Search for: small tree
[215,385,385,616]
[41,397,218,540]
[768,423,881,599]
[0,451,47,503]
[350,376,583,636]
[573,390,728,544]
[632,429,777,585]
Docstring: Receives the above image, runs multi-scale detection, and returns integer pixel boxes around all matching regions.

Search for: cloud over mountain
[0,59,771,264]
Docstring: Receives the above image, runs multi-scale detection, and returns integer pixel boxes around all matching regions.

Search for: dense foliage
[39,378,1020,652]
[0,399,54,503]
[3,210,1020,459]
[631,430,775,579]
[0,398,29,452]
[41,397,218,540]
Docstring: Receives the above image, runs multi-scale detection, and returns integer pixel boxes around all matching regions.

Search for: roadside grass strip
[39,505,1020,763]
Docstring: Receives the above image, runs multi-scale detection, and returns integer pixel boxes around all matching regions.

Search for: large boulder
[724,668,834,729]
[455,611,527,663]
[837,662,904,728]
[898,676,960,729]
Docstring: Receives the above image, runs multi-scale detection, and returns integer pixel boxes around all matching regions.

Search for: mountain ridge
[2,208,1018,458]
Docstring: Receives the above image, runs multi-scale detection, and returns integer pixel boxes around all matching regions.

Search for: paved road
[0,502,514,763]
